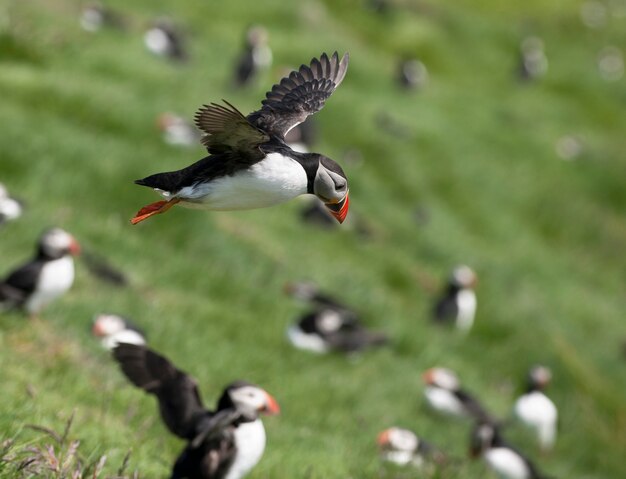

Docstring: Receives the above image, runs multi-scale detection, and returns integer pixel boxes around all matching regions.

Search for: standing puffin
[0,228,80,317]
[470,422,547,479]
[113,344,280,479]
[131,52,350,225]
[144,19,188,62]
[422,368,492,422]
[513,366,558,452]
[92,313,147,350]
[233,26,272,88]
[432,265,478,332]
[377,427,446,469]
[286,307,388,354]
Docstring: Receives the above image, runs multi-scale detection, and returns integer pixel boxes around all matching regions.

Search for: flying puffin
[513,366,558,452]
[92,313,146,350]
[377,427,447,469]
[286,307,388,354]
[0,228,80,317]
[432,265,478,332]
[233,25,272,88]
[470,422,548,479]
[422,368,492,422]
[131,51,350,225]
[0,182,23,227]
[113,344,280,479]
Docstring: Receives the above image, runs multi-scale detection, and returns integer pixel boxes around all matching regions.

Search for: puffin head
[377,427,419,453]
[221,381,280,417]
[92,313,127,337]
[312,156,349,224]
[38,228,80,260]
[422,367,460,391]
[528,365,552,391]
[450,265,478,289]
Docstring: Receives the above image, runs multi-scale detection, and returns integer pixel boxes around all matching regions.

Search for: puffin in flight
[113,344,280,479]
[131,52,350,225]
[0,228,80,317]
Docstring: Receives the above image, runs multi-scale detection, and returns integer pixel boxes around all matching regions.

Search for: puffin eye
[334,179,346,190]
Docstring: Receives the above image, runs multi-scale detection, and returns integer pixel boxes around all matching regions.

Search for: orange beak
[69,238,81,256]
[92,319,105,337]
[325,192,349,224]
[422,369,435,385]
[262,392,281,415]
[377,429,391,447]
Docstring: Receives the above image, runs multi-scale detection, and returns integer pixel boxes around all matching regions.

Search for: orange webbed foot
[130,198,180,225]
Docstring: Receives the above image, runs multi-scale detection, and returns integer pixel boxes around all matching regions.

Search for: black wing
[433,295,458,323]
[3,259,43,297]
[247,52,349,138]
[113,344,207,440]
[194,100,269,161]
[455,389,492,423]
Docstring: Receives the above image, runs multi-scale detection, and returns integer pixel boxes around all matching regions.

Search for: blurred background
[1,0,625,477]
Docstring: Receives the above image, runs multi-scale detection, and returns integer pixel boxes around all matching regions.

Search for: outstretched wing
[247,51,349,138]
[113,344,207,440]
[194,100,268,162]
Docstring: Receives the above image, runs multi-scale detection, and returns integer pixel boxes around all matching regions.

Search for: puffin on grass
[432,265,478,333]
[131,52,350,225]
[422,367,493,422]
[513,366,558,452]
[377,427,447,470]
[113,344,279,479]
[0,228,80,317]
[470,422,548,479]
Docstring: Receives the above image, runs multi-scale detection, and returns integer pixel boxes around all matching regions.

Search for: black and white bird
[377,427,446,469]
[92,313,146,350]
[80,3,125,32]
[144,19,188,62]
[0,182,23,227]
[470,422,547,479]
[284,280,351,313]
[513,366,557,452]
[422,368,492,422]
[286,307,388,354]
[0,228,80,317]
[432,265,478,333]
[131,52,350,225]
[397,58,429,91]
[233,26,272,88]
[113,344,280,479]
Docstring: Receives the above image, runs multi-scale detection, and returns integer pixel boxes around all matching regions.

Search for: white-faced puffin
[92,313,146,350]
[233,26,272,88]
[377,427,446,469]
[470,422,548,479]
[422,368,492,422]
[432,265,478,333]
[513,366,558,452]
[0,228,80,317]
[286,307,388,354]
[144,19,188,62]
[0,182,23,227]
[131,52,350,225]
[113,344,280,479]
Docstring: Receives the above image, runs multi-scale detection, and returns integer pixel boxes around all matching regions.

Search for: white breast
[423,387,467,417]
[514,392,557,450]
[101,329,147,350]
[286,325,329,353]
[24,256,75,315]
[484,447,531,479]
[381,450,424,468]
[224,419,266,479]
[455,289,476,332]
[176,153,309,210]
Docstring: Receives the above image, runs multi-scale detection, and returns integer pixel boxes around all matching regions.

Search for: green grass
[1,0,625,477]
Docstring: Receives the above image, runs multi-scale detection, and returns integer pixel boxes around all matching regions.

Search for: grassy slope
[1,0,625,477]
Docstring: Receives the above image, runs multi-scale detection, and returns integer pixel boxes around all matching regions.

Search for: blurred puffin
[432,265,478,332]
[80,3,125,32]
[287,307,388,354]
[422,368,492,422]
[92,313,146,350]
[131,52,350,225]
[157,113,202,147]
[513,366,558,452]
[233,25,272,88]
[113,344,280,479]
[0,228,80,317]
[518,37,548,82]
[144,19,188,62]
[0,182,23,227]
[470,422,547,479]
[377,427,446,469]
[397,58,429,90]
